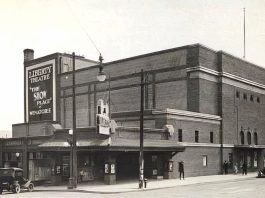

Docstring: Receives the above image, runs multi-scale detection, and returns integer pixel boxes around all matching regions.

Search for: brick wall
[221,53,265,85]
[199,79,219,115]
[174,146,221,177]
[166,119,220,144]
[222,83,265,145]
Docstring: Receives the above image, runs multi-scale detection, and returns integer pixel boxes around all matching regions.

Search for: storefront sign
[104,163,109,174]
[110,164,115,174]
[26,60,56,122]
[254,152,258,167]
[96,99,110,135]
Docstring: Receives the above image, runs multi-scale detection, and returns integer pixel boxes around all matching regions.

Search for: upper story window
[178,129,183,142]
[257,97,260,103]
[254,132,258,145]
[236,91,240,98]
[247,132,251,145]
[243,93,247,100]
[210,132,214,143]
[250,95,254,102]
[240,131,244,144]
[195,130,199,143]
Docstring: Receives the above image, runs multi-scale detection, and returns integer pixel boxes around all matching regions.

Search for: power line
[65,0,102,55]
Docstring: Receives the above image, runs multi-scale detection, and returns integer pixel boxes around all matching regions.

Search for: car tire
[28,183,34,192]
[0,187,3,194]
[12,184,20,194]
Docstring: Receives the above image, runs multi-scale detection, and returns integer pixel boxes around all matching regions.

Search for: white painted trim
[153,108,221,121]
[178,143,265,149]
[180,142,221,148]
[186,66,219,76]
[26,59,56,122]
[222,144,235,148]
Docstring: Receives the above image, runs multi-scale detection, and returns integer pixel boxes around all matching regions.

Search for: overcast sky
[0,0,265,136]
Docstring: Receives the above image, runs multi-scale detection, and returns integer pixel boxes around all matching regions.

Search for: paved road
[2,177,264,197]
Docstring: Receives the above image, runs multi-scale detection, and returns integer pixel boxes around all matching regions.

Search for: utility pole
[139,69,144,188]
[68,52,77,189]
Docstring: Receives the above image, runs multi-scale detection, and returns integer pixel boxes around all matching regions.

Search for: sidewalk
[35,173,257,194]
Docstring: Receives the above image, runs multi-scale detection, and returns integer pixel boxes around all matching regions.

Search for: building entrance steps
[35,172,257,194]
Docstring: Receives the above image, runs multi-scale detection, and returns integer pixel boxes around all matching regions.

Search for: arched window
[247,132,251,145]
[254,132,258,145]
[240,131,244,144]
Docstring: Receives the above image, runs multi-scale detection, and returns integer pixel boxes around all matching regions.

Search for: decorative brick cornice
[187,66,265,90]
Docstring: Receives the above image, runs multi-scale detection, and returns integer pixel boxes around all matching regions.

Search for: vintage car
[0,168,34,194]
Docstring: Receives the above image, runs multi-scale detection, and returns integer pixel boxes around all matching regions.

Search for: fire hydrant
[144,178,148,188]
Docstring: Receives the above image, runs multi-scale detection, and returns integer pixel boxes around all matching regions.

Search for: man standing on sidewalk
[179,161,184,180]
[223,161,229,174]
[242,162,247,175]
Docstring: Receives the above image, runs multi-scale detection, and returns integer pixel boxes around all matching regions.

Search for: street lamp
[67,52,77,189]
[97,54,111,119]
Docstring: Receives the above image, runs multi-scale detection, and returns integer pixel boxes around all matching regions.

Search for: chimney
[23,49,34,62]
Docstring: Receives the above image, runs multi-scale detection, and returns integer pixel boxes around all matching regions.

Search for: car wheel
[28,183,34,192]
[0,188,2,194]
[12,184,20,193]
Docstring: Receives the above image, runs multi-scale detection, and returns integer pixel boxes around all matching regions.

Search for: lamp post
[139,69,145,188]
[68,52,77,189]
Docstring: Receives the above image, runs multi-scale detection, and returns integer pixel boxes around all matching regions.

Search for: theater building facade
[1,43,265,184]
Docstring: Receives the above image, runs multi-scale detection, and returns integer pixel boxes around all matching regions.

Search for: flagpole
[243,8,246,59]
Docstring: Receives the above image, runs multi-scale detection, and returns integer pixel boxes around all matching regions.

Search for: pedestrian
[179,161,184,180]
[242,162,247,175]
[233,163,238,174]
[223,161,228,174]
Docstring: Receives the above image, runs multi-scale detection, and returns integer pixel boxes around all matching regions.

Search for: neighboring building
[1,43,265,185]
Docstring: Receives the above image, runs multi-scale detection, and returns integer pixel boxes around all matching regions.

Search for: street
[1,177,264,198]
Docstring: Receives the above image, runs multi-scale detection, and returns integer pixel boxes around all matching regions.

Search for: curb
[34,175,257,194]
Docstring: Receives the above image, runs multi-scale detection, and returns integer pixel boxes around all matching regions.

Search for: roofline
[218,50,265,71]
[25,43,265,73]
[24,52,98,66]
[103,43,200,66]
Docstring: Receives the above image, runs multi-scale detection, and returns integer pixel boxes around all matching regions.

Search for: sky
[0,0,265,136]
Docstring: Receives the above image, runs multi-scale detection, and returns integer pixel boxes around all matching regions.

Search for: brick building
[1,43,265,184]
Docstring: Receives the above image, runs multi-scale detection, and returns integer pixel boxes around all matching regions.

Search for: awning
[38,137,185,152]
[234,144,265,149]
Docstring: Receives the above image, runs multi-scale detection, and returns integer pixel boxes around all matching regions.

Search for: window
[236,91,240,98]
[240,131,244,144]
[247,132,251,145]
[210,132,214,143]
[250,95,254,102]
[195,130,199,143]
[202,155,207,167]
[243,93,247,100]
[257,97,260,103]
[178,129,183,142]
[254,132,258,145]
